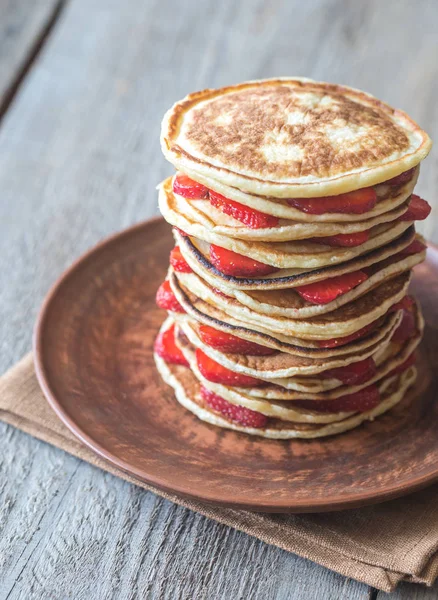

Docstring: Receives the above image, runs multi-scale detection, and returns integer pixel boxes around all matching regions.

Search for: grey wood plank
[0,424,81,598]
[378,581,438,599]
[0,0,437,598]
[0,0,62,109]
[0,425,370,600]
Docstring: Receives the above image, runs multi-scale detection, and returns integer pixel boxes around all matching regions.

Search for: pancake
[176,318,385,380]
[176,305,422,394]
[154,352,417,439]
[175,246,424,320]
[156,78,430,440]
[176,225,416,291]
[167,164,420,223]
[168,210,412,270]
[167,166,420,223]
[159,176,415,242]
[161,78,431,199]
[177,334,353,423]
[176,304,422,382]
[173,297,402,357]
[170,269,411,338]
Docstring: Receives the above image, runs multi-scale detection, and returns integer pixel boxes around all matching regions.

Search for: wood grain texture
[378,584,438,600]
[0,0,437,596]
[0,0,63,111]
[0,423,368,600]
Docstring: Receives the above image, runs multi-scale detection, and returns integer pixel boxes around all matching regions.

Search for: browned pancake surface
[169,81,411,181]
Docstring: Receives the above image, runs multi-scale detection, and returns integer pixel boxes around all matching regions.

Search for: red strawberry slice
[386,168,415,186]
[170,246,192,273]
[209,190,279,229]
[295,270,368,305]
[154,324,189,367]
[317,320,379,348]
[198,324,276,356]
[196,349,265,387]
[390,352,416,375]
[391,306,417,344]
[200,386,268,427]
[156,281,185,313]
[390,295,414,313]
[209,245,278,277]
[287,188,377,215]
[399,195,431,221]
[173,227,189,237]
[173,173,209,199]
[294,384,380,413]
[311,230,370,247]
[212,287,231,298]
[322,357,376,385]
[398,239,427,256]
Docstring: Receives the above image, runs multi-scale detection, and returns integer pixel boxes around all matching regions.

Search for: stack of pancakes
[154,78,432,439]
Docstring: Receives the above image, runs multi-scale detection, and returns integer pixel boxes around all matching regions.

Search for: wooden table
[0,1,437,598]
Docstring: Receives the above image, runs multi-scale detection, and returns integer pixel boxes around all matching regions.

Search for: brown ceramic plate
[34,217,438,513]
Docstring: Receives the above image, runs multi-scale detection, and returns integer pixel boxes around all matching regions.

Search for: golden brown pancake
[161,78,431,198]
[174,246,424,320]
[175,316,421,414]
[173,307,401,358]
[175,303,422,383]
[169,215,413,269]
[154,351,417,439]
[164,165,420,224]
[170,269,411,339]
[155,78,430,439]
[179,306,421,389]
[159,175,416,241]
[175,226,416,290]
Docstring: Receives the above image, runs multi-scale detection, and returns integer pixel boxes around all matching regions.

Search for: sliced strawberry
[390,295,414,313]
[294,384,380,413]
[200,386,268,427]
[154,324,189,367]
[170,246,192,273]
[295,270,368,305]
[209,245,278,277]
[311,230,370,247]
[399,195,431,222]
[173,227,189,237]
[196,349,265,387]
[198,324,276,356]
[390,352,416,375]
[212,288,231,299]
[386,168,416,186]
[209,190,279,229]
[391,306,417,344]
[398,239,427,256]
[287,188,377,215]
[317,320,379,348]
[173,173,209,199]
[156,280,185,313]
[322,357,376,385]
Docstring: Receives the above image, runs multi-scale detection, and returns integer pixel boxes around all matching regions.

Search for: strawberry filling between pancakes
[156,305,417,421]
[172,168,418,227]
[198,324,276,356]
[200,386,268,428]
[154,323,189,367]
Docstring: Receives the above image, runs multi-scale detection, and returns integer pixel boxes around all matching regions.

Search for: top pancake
[161,78,432,198]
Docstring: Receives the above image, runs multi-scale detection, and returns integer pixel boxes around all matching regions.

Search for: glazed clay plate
[34,217,438,513]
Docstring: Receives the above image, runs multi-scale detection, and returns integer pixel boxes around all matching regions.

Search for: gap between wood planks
[0,0,68,126]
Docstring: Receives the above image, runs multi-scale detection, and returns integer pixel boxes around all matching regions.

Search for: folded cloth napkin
[1,354,438,593]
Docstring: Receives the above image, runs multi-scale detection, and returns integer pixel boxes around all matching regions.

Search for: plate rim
[33,217,438,512]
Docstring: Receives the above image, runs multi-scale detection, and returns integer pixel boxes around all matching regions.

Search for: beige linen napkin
[1,354,438,593]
